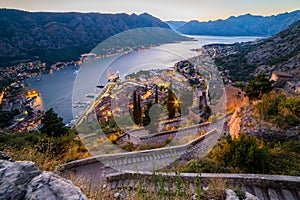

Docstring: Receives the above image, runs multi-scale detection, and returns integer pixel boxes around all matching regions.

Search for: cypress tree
[155,85,159,103]
[137,94,142,125]
[167,84,175,119]
[133,90,138,125]
[133,90,142,125]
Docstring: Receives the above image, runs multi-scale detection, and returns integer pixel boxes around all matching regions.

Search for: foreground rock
[0,153,87,200]
[25,172,86,200]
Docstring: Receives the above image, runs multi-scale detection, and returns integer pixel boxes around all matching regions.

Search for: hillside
[165,21,186,31]
[204,19,300,82]
[0,9,171,66]
[177,10,300,36]
[91,27,190,56]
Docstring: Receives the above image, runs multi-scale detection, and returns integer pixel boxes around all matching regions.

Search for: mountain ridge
[204,19,300,82]
[0,9,172,66]
[176,10,300,36]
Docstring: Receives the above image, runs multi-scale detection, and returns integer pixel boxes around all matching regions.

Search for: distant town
[0,59,82,132]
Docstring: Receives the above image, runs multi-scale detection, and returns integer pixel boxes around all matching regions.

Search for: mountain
[91,27,190,56]
[165,21,186,31]
[177,10,300,36]
[0,9,172,66]
[204,19,300,82]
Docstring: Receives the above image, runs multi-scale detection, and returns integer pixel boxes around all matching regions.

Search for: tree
[155,85,159,104]
[133,90,142,125]
[137,94,142,124]
[145,104,164,134]
[142,102,152,126]
[166,84,176,119]
[244,74,273,100]
[40,108,67,137]
[25,105,33,116]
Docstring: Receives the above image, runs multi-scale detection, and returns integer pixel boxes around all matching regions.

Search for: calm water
[27,35,261,123]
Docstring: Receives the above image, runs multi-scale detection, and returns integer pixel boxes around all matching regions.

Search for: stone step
[244,186,255,196]
[253,186,268,200]
[267,188,282,200]
[281,189,297,200]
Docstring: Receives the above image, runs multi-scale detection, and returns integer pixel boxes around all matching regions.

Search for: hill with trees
[0,9,172,66]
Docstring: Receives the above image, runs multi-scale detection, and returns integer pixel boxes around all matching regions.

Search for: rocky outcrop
[0,160,41,199]
[25,172,86,200]
[0,153,87,200]
[229,105,299,141]
[229,107,242,139]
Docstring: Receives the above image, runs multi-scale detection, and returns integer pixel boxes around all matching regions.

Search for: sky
[0,0,299,21]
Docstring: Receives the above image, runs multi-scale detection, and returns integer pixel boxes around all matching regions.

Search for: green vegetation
[91,27,191,57]
[40,108,68,137]
[0,78,13,91]
[255,93,300,128]
[142,102,152,127]
[268,138,300,176]
[212,134,270,173]
[144,103,165,134]
[0,108,90,171]
[0,129,89,171]
[215,46,257,82]
[0,109,20,128]
[132,91,142,125]
[244,74,273,100]
[155,85,159,104]
[166,84,179,120]
[175,134,300,176]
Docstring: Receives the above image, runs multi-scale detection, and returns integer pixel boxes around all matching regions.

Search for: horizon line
[0,7,299,22]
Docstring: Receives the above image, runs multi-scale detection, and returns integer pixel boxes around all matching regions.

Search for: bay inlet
[27,35,261,124]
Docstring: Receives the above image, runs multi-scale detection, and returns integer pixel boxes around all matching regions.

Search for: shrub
[244,74,273,100]
[212,134,270,173]
[256,93,300,128]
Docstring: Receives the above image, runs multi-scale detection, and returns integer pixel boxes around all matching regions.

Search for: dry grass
[68,171,230,200]
[4,135,90,171]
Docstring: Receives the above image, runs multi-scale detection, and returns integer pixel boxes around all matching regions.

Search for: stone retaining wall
[106,171,300,191]
[56,129,217,173]
[138,122,210,145]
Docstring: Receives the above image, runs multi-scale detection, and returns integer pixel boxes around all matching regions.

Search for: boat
[34,78,41,82]
[85,93,96,98]
[96,85,105,89]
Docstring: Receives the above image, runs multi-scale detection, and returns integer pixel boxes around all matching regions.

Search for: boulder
[25,172,87,200]
[0,160,41,200]
[0,155,87,200]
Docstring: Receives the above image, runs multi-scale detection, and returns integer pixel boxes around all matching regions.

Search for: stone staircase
[244,185,300,200]
[105,171,300,200]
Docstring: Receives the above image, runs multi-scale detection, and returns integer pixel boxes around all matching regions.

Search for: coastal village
[0,60,81,132]
[76,58,215,150]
